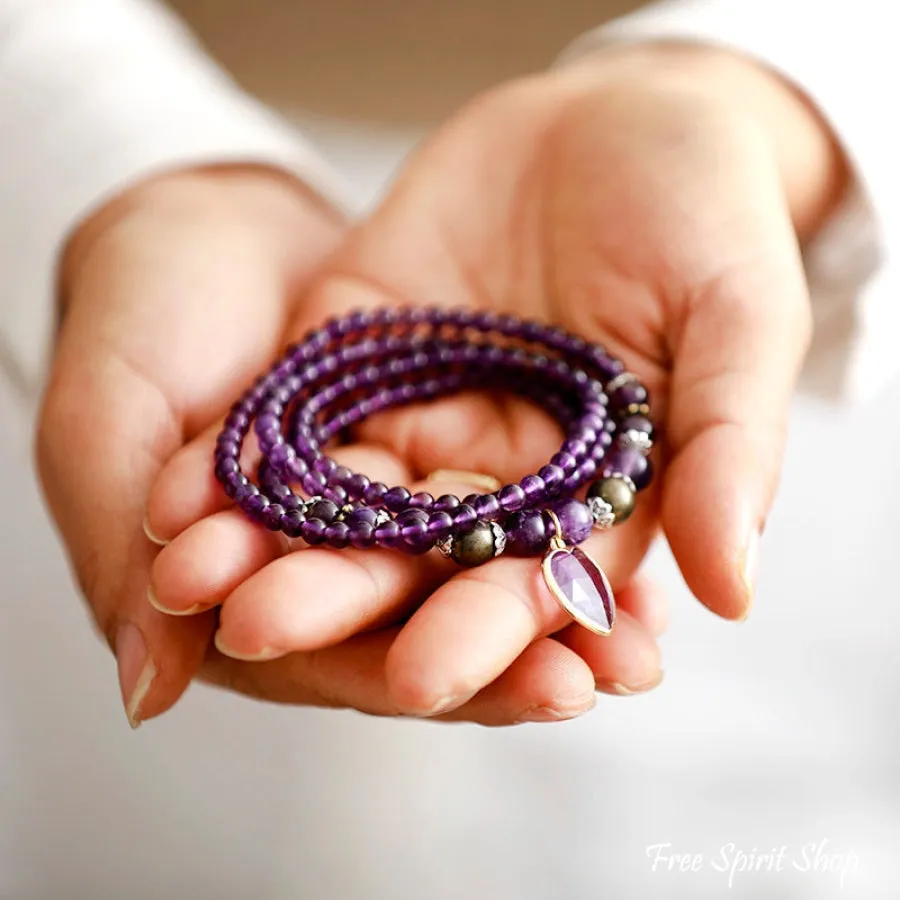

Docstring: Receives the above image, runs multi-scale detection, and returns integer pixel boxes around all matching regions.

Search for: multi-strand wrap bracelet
[213,307,655,636]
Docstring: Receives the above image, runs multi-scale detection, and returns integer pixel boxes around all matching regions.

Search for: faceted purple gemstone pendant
[542,546,616,635]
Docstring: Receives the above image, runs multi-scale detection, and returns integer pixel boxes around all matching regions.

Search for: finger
[199,627,597,726]
[611,573,669,638]
[556,610,664,696]
[663,217,812,620]
[149,443,414,616]
[434,638,597,725]
[146,428,408,545]
[36,173,339,726]
[208,476,482,657]
[382,497,660,717]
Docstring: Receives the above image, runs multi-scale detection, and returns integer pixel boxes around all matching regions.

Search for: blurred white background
[2,1,898,897]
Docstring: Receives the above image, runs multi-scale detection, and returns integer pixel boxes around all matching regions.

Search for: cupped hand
[144,45,843,724]
[36,166,344,726]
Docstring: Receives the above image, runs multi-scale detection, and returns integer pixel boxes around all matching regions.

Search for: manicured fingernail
[142,517,168,547]
[596,670,664,696]
[517,697,596,723]
[739,529,760,619]
[115,622,156,729]
[213,630,280,662]
[147,586,204,617]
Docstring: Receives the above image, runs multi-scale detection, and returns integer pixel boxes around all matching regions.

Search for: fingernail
[115,622,156,729]
[213,630,280,662]
[414,690,477,717]
[147,586,204,617]
[596,670,664,696]
[516,697,596,723]
[142,517,168,547]
[739,529,760,620]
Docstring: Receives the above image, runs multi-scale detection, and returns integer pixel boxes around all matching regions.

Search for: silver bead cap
[489,522,507,556]
[606,372,639,394]
[587,496,616,529]
[617,429,653,455]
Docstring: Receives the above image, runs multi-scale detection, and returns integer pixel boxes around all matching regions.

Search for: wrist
[562,41,849,241]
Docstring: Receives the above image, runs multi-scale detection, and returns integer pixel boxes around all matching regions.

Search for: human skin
[37,42,846,727]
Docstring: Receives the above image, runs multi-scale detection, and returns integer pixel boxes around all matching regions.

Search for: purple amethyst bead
[324,522,351,549]
[262,503,286,531]
[245,492,270,523]
[384,486,412,512]
[307,498,340,524]
[610,380,648,413]
[505,509,548,556]
[549,497,593,545]
[498,484,527,513]
[282,509,305,538]
[473,494,501,520]
[603,448,653,492]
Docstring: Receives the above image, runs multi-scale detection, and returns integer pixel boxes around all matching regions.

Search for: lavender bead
[302,518,328,545]
[245,493,270,522]
[550,451,577,474]
[364,481,389,506]
[345,508,379,528]
[452,504,478,529]
[384,486,412,512]
[374,519,401,548]
[349,522,377,549]
[473,494,501,520]
[307,499,340,524]
[262,503,286,531]
[538,464,565,493]
[400,518,432,553]
[520,474,546,504]
[303,471,328,495]
[345,473,371,500]
[409,492,435,510]
[324,522,351,549]
[426,511,454,538]
[434,494,460,512]
[549,497,593,545]
[282,510,305,538]
[323,485,349,506]
[603,448,653,492]
[505,510,548,556]
[610,381,648,413]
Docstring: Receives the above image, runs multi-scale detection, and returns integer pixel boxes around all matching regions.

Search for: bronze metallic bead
[450,520,499,567]
[587,476,635,524]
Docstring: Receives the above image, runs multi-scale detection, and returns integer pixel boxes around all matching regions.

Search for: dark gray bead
[450,521,499,567]
[587,476,635,524]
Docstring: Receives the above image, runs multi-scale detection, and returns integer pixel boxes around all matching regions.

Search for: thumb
[36,170,341,726]
[662,225,812,621]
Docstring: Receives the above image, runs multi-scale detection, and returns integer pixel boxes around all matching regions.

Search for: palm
[151,72,797,722]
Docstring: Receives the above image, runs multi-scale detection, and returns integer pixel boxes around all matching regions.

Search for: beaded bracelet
[213,308,655,636]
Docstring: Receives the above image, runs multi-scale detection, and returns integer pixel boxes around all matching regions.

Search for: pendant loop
[543,508,567,552]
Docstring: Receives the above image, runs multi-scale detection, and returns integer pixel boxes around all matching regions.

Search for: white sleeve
[0,0,354,395]
[558,0,899,402]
